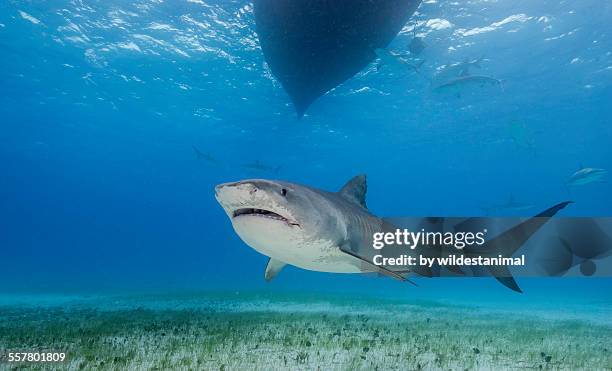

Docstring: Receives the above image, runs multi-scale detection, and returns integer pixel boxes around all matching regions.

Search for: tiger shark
[215,175,570,292]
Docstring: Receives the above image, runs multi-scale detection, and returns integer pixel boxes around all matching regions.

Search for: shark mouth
[232,208,299,226]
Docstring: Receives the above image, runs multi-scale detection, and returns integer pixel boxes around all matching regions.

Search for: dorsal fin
[339,174,367,208]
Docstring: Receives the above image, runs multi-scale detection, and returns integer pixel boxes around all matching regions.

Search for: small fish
[192,145,217,163]
[242,160,282,174]
[567,167,607,186]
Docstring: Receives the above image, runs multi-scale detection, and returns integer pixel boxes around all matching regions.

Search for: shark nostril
[250,188,258,195]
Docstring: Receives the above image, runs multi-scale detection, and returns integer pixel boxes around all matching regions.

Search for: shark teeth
[233,208,288,222]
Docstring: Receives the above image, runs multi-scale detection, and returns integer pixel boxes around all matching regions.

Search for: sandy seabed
[0,292,610,370]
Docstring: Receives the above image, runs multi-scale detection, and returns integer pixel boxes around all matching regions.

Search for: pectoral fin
[264,258,286,281]
[339,243,417,286]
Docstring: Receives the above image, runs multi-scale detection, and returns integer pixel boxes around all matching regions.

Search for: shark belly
[231,217,363,274]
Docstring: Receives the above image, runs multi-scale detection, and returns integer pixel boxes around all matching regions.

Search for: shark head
[215,179,343,262]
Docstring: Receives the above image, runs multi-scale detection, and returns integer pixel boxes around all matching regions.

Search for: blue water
[0,0,611,310]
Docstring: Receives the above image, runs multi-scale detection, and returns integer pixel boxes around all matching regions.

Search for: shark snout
[215,180,282,197]
[214,182,232,197]
[214,180,270,209]
[215,181,257,196]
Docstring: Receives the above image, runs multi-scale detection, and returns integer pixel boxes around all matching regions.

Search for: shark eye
[280,188,287,197]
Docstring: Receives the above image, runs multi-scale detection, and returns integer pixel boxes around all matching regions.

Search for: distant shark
[215,175,570,292]
[374,48,425,74]
[434,74,503,97]
[242,160,281,174]
[566,166,607,186]
[192,145,217,163]
[482,195,534,215]
[433,57,483,82]
[457,57,484,76]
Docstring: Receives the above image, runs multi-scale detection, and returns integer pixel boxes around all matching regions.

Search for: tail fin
[339,243,418,286]
[466,201,573,292]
